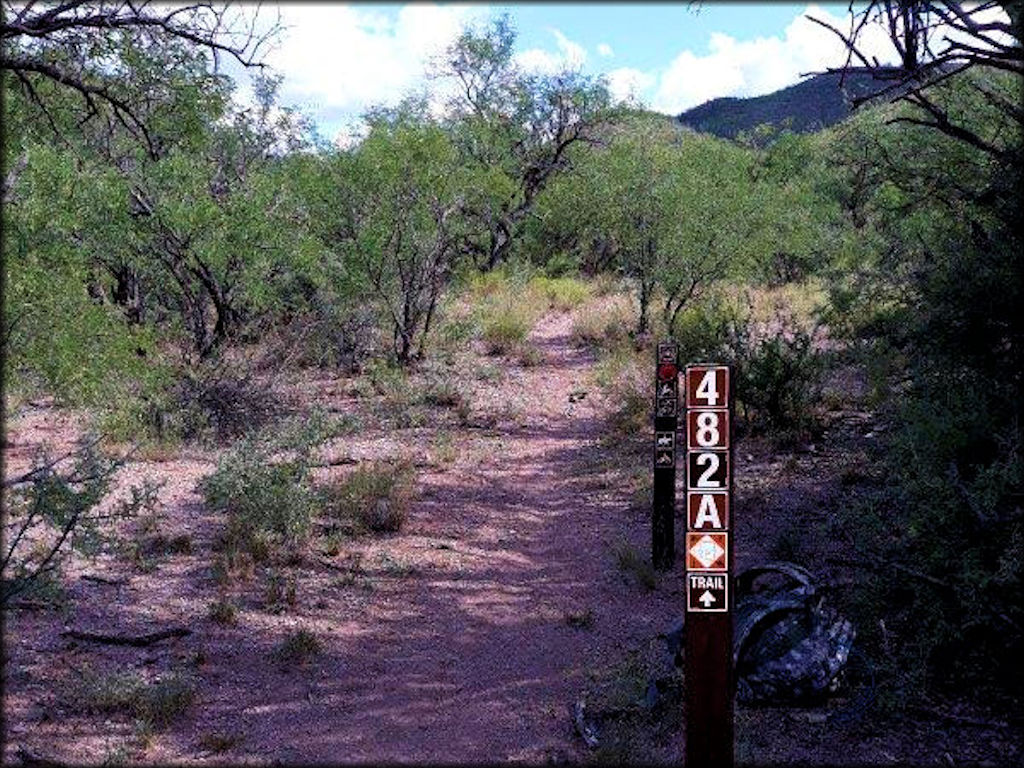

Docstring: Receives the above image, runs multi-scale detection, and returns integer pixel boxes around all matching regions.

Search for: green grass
[612,543,657,592]
[70,666,196,728]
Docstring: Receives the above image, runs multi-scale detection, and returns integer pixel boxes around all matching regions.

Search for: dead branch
[312,456,360,468]
[61,626,191,646]
[2,434,105,488]
[79,573,126,585]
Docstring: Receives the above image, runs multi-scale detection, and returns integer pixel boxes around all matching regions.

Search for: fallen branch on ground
[61,627,191,646]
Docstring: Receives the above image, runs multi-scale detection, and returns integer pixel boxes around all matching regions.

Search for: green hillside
[676,69,891,138]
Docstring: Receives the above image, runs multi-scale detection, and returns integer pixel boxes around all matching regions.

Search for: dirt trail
[220,312,685,764]
[7,312,1018,765]
[2,311,687,765]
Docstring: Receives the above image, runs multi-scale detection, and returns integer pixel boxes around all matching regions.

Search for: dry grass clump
[456,267,547,355]
[272,628,322,664]
[207,598,238,625]
[480,300,536,354]
[527,275,592,311]
[593,346,649,439]
[612,543,657,592]
[323,461,414,534]
[570,295,634,350]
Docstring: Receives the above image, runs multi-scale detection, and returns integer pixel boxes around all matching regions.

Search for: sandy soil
[2,312,1019,766]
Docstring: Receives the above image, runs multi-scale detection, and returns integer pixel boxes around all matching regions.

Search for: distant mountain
[675,69,894,139]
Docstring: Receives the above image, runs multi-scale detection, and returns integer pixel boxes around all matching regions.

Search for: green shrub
[323,461,414,534]
[833,372,1024,711]
[725,316,823,435]
[200,414,330,558]
[1,438,160,607]
[670,292,745,363]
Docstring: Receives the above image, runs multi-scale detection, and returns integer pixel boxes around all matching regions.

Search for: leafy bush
[671,291,745,363]
[323,461,414,534]
[199,414,330,558]
[833,372,1024,711]
[725,316,823,435]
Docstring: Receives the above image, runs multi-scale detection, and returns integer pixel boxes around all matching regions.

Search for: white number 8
[696,412,719,447]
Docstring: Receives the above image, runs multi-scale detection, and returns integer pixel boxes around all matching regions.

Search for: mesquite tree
[436,16,612,270]
[337,103,466,364]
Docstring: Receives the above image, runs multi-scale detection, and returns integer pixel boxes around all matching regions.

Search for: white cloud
[650,4,898,113]
[606,67,656,106]
[515,27,586,74]
[597,42,614,58]
[250,3,485,129]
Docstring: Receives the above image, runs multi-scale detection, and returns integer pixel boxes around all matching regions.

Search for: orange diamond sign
[686,532,728,571]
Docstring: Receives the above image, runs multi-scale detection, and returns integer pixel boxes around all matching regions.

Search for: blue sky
[237,3,894,144]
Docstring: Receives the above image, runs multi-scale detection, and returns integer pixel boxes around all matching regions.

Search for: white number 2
[696,453,721,487]
[696,371,719,406]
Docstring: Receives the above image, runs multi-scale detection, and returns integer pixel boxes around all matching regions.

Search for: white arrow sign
[699,590,716,607]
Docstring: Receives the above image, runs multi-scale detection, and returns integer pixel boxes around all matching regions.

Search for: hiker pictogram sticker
[687,492,729,530]
[686,532,728,571]
[687,572,728,612]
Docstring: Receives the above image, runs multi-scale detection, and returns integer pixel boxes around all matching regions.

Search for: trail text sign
[684,364,734,767]
[651,342,678,570]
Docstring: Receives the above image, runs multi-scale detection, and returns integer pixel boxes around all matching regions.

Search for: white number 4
[696,370,719,406]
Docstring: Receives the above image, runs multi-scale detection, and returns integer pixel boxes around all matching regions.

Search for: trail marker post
[684,364,734,768]
[652,342,679,570]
